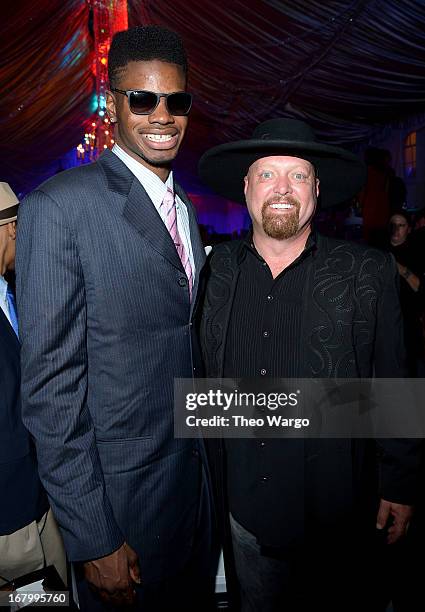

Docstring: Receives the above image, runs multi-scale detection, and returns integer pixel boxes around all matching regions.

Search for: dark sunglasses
[111,88,192,116]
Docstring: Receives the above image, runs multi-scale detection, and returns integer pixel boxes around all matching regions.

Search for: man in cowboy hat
[0,183,66,587]
[198,119,421,611]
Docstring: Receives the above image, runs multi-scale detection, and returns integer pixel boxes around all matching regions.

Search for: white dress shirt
[112,144,195,276]
[0,275,12,326]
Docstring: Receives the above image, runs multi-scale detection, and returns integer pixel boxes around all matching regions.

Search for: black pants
[230,513,391,612]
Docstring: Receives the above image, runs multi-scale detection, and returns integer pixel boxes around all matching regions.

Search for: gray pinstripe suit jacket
[16,150,208,583]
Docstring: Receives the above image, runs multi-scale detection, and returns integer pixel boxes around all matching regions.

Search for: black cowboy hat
[198,118,366,208]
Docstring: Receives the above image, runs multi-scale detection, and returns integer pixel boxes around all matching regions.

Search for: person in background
[413,208,425,231]
[410,208,425,262]
[0,182,66,588]
[388,211,424,376]
[387,215,425,612]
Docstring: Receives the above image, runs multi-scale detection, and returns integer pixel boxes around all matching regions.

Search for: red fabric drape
[0,0,93,194]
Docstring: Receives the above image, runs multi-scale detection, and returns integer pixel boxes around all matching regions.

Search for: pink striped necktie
[160,187,193,300]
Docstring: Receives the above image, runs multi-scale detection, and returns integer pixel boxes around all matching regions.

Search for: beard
[261,195,301,240]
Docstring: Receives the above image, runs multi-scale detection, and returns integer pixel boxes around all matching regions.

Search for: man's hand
[83,542,141,606]
[396,262,420,291]
[376,498,413,544]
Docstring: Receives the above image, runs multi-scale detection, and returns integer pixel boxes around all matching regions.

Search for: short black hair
[108,25,188,88]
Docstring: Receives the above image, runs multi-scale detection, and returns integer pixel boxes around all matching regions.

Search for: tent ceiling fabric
[128,0,425,148]
[1,0,425,194]
[0,0,92,195]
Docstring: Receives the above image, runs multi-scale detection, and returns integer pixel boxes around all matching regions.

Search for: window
[404,131,416,178]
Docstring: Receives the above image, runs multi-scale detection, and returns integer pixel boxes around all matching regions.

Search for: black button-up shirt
[223,231,317,545]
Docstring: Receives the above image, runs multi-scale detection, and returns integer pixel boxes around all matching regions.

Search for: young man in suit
[0,183,66,587]
[198,119,421,611]
[16,27,213,611]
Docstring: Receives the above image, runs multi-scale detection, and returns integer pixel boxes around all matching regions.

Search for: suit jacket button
[178,276,187,287]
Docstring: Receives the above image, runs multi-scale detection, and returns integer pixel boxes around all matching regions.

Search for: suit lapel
[0,307,20,352]
[97,150,206,300]
[122,178,184,271]
[98,150,184,272]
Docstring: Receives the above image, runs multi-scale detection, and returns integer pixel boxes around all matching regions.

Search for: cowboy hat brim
[198,139,366,208]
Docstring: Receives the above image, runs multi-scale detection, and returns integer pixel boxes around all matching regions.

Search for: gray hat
[0,182,19,226]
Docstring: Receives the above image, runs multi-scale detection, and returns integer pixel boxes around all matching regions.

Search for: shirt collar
[112,143,173,209]
[243,227,317,260]
[0,275,7,303]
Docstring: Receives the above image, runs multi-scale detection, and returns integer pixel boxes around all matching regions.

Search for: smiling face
[106,59,188,180]
[244,156,319,241]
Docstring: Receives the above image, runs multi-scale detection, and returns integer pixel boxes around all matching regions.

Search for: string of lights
[77,0,128,162]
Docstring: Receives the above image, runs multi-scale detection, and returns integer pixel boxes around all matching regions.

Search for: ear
[106,90,118,124]
[243,175,249,197]
[7,221,16,241]
[315,177,320,198]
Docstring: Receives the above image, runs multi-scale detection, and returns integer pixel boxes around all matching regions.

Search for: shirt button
[261,476,269,482]
[267,295,274,301]
[260,368,267,376]
[263,331,269,337]
[260,441,266,447]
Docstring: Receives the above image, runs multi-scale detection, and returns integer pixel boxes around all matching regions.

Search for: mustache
[263,195,301,209]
